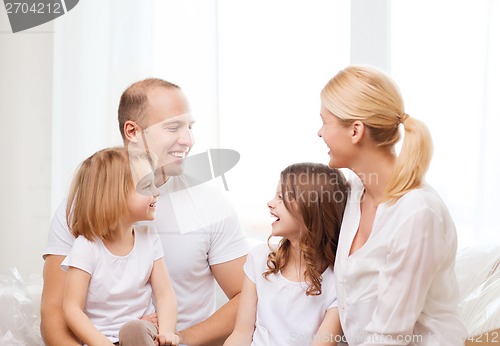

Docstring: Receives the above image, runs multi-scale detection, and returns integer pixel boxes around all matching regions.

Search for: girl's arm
[150,258,180,346]
[223,275,257,346]
[312,307,342,346]
[63,267,114,346]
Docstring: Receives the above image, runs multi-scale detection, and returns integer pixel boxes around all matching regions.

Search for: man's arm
[178,255,246,346]
[40,255,81,346]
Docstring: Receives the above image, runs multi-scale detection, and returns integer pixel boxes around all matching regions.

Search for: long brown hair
[264,163,348,295]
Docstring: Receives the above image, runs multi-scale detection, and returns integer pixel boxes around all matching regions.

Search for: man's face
[139,87,195,177]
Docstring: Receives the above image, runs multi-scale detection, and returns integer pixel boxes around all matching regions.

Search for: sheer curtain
[151,0,351,240]
[51,0,499,246]
[391,0,500,247]
[51,0,156,209]
[476,1,500,242]
[151,0,500,246]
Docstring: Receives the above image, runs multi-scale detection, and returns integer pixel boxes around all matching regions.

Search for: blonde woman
[318,65,467,345]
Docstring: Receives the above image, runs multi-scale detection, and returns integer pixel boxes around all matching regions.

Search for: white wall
[351,0,391,72]
[0,12,53,277]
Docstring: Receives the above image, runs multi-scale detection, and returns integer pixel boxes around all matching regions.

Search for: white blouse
[335,173,467,345]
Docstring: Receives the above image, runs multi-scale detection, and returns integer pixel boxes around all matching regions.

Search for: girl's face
[127,159,160,222]
[267,181,303,242]
[317,104,353,169]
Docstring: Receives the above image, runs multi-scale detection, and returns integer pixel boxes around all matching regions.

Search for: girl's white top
[245,243,337,346]
[335,173,467,345]
[61,225,163,343]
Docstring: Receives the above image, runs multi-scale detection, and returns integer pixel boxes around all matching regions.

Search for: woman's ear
[351,120,365,144]
[124,121,139,143]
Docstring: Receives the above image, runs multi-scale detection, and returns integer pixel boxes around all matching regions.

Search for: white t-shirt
[61,225,162,343]
[44,175,249,332]
[335,173,467,345]
[245,244,337,346]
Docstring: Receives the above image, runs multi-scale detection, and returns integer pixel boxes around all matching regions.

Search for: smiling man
[41,78,248,346]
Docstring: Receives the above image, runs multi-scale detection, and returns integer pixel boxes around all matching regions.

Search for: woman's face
[317,104,353,169]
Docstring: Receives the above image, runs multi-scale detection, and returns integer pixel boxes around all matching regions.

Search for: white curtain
[391,0,500,247]
[51,0,156,209]
[475,1,500,241]
[51,0,500,246]
[149,0,351,240]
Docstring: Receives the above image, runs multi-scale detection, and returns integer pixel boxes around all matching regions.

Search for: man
[41,78,248,346]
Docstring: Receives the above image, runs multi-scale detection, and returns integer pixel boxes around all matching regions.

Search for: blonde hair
[66,147,155,241]
[264,163,348,295]
[320,65,433,203]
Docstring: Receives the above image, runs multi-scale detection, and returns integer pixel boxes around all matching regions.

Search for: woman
[317,65,466,345]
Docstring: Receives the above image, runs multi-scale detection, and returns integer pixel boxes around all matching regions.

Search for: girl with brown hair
[225,162,348,346]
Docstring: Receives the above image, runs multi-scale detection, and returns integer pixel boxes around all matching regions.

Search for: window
[391,0,500,246]
[153,0,351,241]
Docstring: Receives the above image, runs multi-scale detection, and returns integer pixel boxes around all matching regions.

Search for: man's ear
[351,120,365,144]
[124,121,139,143]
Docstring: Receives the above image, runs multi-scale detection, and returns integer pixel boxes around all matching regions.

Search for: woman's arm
[312,307,342,346]
[150,258,180,346]
[223,275,257,346]
[63,267,114,346]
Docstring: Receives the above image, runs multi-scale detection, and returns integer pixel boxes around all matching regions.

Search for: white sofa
[1,242,499,345]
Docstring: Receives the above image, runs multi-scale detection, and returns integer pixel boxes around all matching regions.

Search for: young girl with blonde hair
[318,65,466,345]
[224,162,348,346]
[62,147,179,346]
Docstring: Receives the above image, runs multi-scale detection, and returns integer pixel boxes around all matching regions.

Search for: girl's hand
[155,332,180,346]
[140,312,158,327]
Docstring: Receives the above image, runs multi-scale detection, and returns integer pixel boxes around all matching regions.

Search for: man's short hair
[118,78,180,141]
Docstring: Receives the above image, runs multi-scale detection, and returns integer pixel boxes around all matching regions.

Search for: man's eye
[167,127,179,132]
